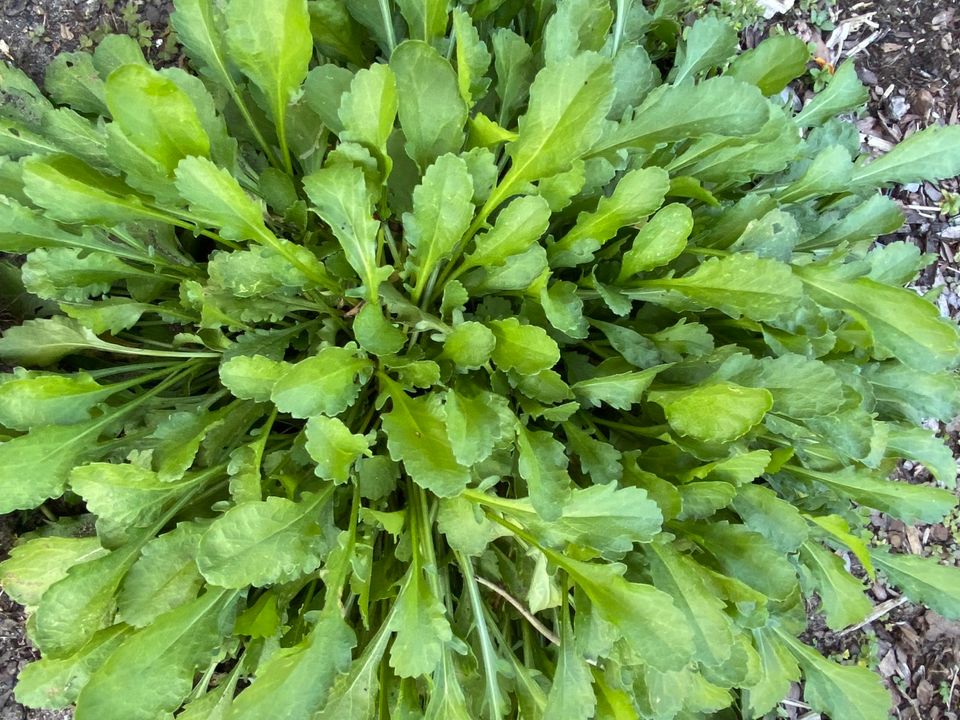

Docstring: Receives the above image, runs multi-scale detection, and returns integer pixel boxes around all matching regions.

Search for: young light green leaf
[391,41,467,170]
[628,254,803,322]
[44,52,107,115]
[543,0,613,64]
[572,365,664,410]
[303,164,391,301]
[196,489,333,588]
[445,387,508,467]
[727,34,809,95]
[452,9,491,107]
[339,63,398,174]
[742,628,800,719]
[396,0,449,44]
[442,321,496,369]
[776,629,890,720]
[871,550,960,620]
[649,382,773,443]
[388,567,453,677]
[618,203,693,280]
[596,77,769,153]
[462,195,551,270]
[104,64,210,173]
[0,372,115,431]
[549,167,669,267]
[228,603,356,720]
[382,384,470,497]
[270,346,374,418]
[225,0,312,158]
[799,541,872,630]
[74,589,237,720]
[305,415,372,483]
[489,318,560,375]
[500,52,613,189]
[219,355,288,403]
[404,154,474,299]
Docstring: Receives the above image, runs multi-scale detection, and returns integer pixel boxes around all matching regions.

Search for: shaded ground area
[0,0,176,84]
[0,1,959,719]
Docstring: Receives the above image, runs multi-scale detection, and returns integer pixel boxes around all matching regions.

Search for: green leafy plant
[1,1,959,719]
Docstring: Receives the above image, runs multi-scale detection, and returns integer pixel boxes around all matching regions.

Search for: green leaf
[871,550,960,620]
[388,567,453,677]
[170,0,234,87]
[801,266,960,372]
[104,65,210,173]
[673,16,738,84]
[305,415,371,483]
[689,520,799,600]
[404,153,474,298]
[309,0,367,65]
[391,41,467,170]
[303,164,391,301]
[562,557,695,671]
[0,371,115,431]
[382,383,470,497]
[501,52,614,188]
[734,354,844,419]
[549,167,669,267]
[463,195,551,270]
[852,124,960,187]
[74,589,237,720]
[776,629,890,720]
[799,541,871,630]
[270,346,374,418]
[396,0,450,44]
[790,465,956,525]
[44,52,107,115]
[491,28,534,126]
[117,523,205,627]
[225,0,312,150]
[886,424,957,489]
[572,365,664,410]
[445,387,508,467]
[544,613,596,720]
[865,363,960,425]
[228,603,356,720]
[591,320,660,368]
[649,382,773,443]
[727,35,809,95]
[315,618,393,720]
[0,421,104,512]
[543,0,613,64]
[14,626,131,709]
[489,318,560,375]
[562,422,622,484]
[33,542,142,656]
[516,424,573,521]
[528,483,662,554]
[646,544,735,669]
[794,61,868,128]
[596,77,769,153]
[618,203,693,280]
[69,462,199,544]
[0,536,106,609]
[219,354,287,402]
[339,63,398,174]
[731,484,808,553]
[442,321,496,369]
[196,489,334,587]
[452,9,491,107]
[742,628,800,719]
[629,254,803,322]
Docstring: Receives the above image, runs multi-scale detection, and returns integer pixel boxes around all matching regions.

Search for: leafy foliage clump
[1,1,960,718]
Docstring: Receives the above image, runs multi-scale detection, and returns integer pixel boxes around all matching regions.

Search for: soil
[0,1,959,719]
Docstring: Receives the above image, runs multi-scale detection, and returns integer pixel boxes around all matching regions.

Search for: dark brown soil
[0,0,176,85]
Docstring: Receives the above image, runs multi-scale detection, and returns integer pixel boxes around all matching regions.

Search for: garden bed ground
[0,1,959,719]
